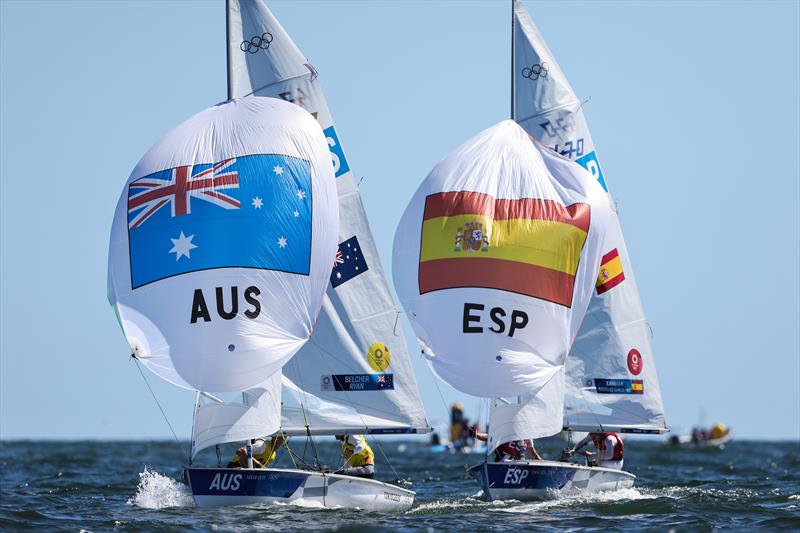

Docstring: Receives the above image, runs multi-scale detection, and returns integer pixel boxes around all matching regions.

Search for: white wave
[407,497,509,514]
[491,487,655,514]
[128,466,195,509]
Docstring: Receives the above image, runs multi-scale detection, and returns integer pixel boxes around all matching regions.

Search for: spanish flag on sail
[418,191,590,307]
[595,248,625,295]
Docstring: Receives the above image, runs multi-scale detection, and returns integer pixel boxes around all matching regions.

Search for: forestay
[227,0,429,434]
[513,0,667,433]
[393,120,610,399]
[108,97,338,393]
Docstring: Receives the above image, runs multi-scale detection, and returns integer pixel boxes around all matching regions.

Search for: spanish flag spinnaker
[393,120,610,400]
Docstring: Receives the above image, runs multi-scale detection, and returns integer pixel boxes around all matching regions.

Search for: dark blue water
[1,439,798,531]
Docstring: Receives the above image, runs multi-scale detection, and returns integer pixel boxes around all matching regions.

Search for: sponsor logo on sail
[320,374,394,391]
[418,191,590,307]
[595,248,625,295]
[627,348,643,375]
[522,62,549,80]
[240,32,273,53]
[593,378,643,394]
[368,342,391,371]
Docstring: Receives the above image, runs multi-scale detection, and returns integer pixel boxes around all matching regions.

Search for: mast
[510,0,516,121]
[225,0,232,100]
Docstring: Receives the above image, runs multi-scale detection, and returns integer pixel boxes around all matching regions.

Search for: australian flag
[127,154,312,289]
[330,235,368,288]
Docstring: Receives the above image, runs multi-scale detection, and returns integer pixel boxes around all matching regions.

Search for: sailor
[472,430,543,461]
[450,402,466,447]
[334,434,375,478]
[227,434,286,469]
[566,432,624,469]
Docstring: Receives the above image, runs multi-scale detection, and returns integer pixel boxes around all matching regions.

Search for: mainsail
[219,0,429,441]
[393,120,610,415]
[107,96,339,394]
[513,0,667,433]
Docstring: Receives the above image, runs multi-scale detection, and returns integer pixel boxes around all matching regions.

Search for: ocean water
[1,439,798,531]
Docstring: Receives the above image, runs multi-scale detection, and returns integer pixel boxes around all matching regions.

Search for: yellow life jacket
[341,435,374,467]
[230,437,281,468]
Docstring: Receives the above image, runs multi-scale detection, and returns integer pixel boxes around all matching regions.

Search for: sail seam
[515,100,582,124]
[242,72,312,99]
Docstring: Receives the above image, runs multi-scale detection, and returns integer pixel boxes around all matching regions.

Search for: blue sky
[1,0,798,440]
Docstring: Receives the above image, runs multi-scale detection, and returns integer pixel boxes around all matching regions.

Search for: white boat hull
[185,467,415,511]
[468,460,635,501]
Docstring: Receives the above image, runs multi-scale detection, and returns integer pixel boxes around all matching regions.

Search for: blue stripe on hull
[187,468,308,498]
[479,463,577,490]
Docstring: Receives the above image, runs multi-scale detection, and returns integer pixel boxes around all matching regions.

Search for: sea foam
[128,466,195,509]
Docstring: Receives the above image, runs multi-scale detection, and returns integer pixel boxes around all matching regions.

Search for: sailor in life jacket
[227,435,286,469]
[568,432,624,469]
[472,430,544,461]
[334,434,375,478]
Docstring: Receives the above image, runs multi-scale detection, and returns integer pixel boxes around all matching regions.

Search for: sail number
[462,303,528,337]
[549,139,584,159]
[190,286,261,323]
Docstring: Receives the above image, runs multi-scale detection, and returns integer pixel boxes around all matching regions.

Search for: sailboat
[110,0,430,512]
[393,0,668,502]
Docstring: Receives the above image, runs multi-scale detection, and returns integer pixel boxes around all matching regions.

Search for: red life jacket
[600,432,624,460]
[496,439,529,460]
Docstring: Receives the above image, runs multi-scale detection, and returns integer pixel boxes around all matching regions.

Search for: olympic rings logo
[522,62,549,80]
[240,32,273,54]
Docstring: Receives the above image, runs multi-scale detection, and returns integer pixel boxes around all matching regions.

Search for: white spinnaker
[227,0,429,434]
[108,97,338,393]
[393,120,610,399]
[191,372,282,458]
[513,0,667,433]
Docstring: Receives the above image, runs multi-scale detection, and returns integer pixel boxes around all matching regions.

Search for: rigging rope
[366,434,402,483]
[131,355,189,464]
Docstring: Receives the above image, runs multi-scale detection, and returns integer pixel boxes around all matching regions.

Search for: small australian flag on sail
[330,235,368,288]
[127,154,312,289]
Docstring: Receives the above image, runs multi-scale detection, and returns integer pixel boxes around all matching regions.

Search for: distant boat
[669,424,732,449]
[109,0,430,512]
[393,0,668,502]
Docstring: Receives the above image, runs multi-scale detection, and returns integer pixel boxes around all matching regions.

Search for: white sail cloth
[191,372,282,458]
[487,368,565,449]
[224,0,429,433]
[393,120,610,398]
[513,0,667,433]
[108,97,338,392]
[191,366,417,458]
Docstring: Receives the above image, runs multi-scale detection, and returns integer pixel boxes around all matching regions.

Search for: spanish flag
[418,191,590,308]
[595,248,625,295]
